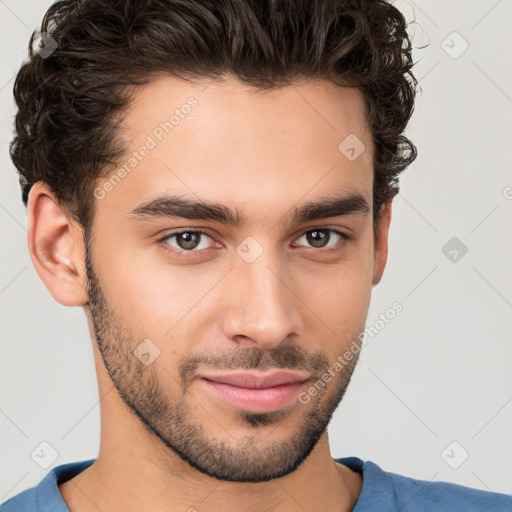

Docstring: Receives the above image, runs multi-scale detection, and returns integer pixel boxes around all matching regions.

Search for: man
[2,0,511,510]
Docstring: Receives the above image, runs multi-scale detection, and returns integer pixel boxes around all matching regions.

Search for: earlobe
[27,183,88,307]
[372,201,392,287]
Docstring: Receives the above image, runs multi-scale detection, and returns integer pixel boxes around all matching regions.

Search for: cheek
[91,239,178,340]
[101,247,225,355]
[291,245,374,350]
[302,266,372,331]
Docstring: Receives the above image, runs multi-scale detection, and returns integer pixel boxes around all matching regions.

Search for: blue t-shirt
[1,456,511,511]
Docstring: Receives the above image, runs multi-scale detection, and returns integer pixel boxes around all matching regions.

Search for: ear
[372,200,392,286]
[27,182,88,306]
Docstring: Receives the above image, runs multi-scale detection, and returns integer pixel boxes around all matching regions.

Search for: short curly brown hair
[10,0,417,235]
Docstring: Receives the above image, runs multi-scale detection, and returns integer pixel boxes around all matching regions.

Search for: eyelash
[157,228,351,258]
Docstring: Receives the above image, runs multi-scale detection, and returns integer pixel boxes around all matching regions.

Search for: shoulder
[1,459,95,512]
[335,456,512,511]
[384,467,512,511]
[0,487,37,512]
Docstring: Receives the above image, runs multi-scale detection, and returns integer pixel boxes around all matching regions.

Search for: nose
[220,247,304,351]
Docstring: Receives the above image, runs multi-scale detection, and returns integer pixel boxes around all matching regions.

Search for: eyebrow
[128,192,370,227]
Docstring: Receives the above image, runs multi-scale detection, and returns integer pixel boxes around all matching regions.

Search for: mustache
[179,343,329,387]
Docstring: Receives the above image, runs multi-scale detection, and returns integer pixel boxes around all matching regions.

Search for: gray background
[1,0,511,502]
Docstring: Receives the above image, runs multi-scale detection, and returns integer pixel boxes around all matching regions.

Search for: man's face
[84,76,382,482]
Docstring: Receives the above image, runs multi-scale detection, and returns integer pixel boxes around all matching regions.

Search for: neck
[59,403,362,511]
[60,435,361,512]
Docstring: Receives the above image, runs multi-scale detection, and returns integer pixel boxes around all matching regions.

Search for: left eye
[158,228,349,255]
[293,229,349,251]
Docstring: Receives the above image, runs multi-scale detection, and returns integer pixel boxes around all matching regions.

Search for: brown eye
[305,229,331,248]
[160,229,213,254]
[293,228,349,252]
[175,231,202,250]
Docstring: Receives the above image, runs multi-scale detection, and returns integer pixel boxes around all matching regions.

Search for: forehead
[97,75,374,220]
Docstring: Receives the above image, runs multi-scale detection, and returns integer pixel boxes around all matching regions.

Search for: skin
[27,75,392,512]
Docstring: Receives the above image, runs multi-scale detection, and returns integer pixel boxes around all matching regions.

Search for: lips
[198,370,311,414]
[199,370,311,389]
